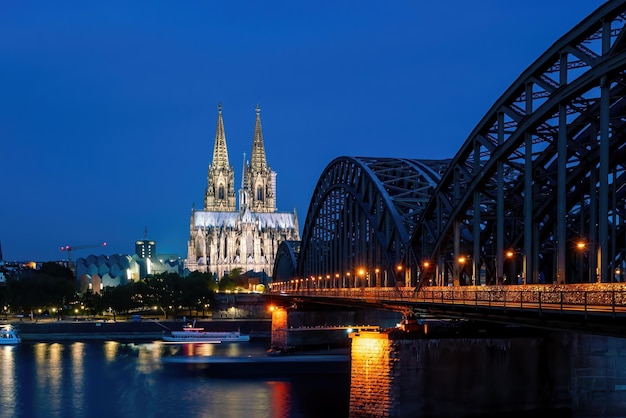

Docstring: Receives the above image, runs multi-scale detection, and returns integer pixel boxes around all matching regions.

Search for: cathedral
[186,105,300,280]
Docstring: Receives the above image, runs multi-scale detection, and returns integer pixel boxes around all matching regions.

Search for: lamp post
[458,256,467,285]
[577,240,600,283]
[422,261,431,286]
[358,268,365,289]
[396,265,403,288]
[375,268,380,287]
[505,250,514,285]
[346,272,351,288]
[504,249,527,285]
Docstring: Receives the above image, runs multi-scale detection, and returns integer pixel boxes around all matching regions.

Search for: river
[0,340,350,418]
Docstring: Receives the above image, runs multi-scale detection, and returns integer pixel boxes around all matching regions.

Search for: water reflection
[0,341,349,418]
[180,342,216,357]
[0,346,16,415]
[268,380,291,418]
[103,340,119,362]
[71,343,84,415]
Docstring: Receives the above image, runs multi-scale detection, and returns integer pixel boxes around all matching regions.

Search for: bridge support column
[349,327,616,417]
[270,306,288,350]
[271,308,375,351]
[349,329,421,417]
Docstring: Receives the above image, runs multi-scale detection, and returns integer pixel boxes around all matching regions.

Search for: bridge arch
[272,240,300,283]
[408,1,626,287]
[296,156,449,287]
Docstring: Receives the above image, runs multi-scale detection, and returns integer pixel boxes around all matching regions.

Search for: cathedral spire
[238,152,250,212]
[205,103,236,212]
[242,104,276,213]
[250,104,267,171]
[241,152,247,189]
[212,103,229,169]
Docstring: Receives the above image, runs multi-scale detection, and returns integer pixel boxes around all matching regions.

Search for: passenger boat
[0,325,21,345]
[162,321,250,343]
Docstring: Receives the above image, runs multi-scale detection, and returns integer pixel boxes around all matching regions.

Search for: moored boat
[0,325,21,345]
[162,321,250,343]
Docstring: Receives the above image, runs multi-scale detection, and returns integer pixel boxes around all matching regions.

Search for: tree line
[0,262,250,320]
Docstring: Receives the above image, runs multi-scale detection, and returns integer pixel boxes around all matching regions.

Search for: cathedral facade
[186,105,300,279]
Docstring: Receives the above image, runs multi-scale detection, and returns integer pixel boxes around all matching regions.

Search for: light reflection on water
[0,341,350,418]
[0,346,16,414]
[71,342,85,415]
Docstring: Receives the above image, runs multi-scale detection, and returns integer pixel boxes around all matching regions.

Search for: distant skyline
[1,1,607,261]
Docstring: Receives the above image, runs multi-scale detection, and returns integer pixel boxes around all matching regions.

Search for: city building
[135,229,156,259]
[75,232,185,293]
[186,104,300,280]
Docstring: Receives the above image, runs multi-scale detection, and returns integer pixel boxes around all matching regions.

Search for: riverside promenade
[7,318,272,342]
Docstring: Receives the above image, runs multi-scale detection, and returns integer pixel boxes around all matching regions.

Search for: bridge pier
[270,307,362,350]
[349,326,626,417]
[270,306,401,351]
[270,306,288,350]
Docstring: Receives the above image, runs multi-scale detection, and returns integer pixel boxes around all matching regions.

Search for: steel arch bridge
[281,157,450,287]
[274,0,626,290]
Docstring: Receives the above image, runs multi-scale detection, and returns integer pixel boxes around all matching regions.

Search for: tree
[180,273,214,317]
[101,284,137,320]
[5,262,76,316]
[219,268,243,291]
[143,273,182,319]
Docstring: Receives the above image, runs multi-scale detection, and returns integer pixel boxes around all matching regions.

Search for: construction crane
[60,242,107,265]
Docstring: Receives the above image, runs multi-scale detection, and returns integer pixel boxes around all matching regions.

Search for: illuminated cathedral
[186,105,300,279]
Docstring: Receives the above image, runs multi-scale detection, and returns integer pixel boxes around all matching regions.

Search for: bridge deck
[269,283,626,337]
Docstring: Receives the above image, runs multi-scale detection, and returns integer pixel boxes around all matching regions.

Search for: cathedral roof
[194,210,297,230]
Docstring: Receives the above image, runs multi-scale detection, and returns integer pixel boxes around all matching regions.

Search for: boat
[162,321,251,343]
[0,325,21,345]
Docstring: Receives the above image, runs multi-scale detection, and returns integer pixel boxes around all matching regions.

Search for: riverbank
[6,318,272,342]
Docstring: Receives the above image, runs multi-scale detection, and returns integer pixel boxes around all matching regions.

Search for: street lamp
[505,249,527,285]
[576,240,600,283]
[457,256,467,285]
[346,272,351,288]
[422,261,432,286]
[375,268,380,287]
[358,268,366,288]
[505,250,514,285]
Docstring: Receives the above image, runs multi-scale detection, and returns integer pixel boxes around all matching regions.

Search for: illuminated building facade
[186,104,300,279]
[135,239,155,259]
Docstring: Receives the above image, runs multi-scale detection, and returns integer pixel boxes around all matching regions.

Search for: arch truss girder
[410,1,626,288]
[273,240,300,283]
[298,157,448,284]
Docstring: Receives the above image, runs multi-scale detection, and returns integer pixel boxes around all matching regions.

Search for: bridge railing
[273,283,626,315]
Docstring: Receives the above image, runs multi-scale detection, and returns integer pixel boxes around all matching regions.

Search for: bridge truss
[408,0,626,288]
[274,1,626,290]
[292,157,449,286]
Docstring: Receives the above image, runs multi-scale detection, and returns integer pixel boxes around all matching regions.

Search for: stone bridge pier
[270,306,359,350]
[269,306,401,351]
[349,328,626,417]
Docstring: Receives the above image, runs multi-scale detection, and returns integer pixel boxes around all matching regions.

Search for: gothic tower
[205,104,236,211]
[240,105,277,213]
[187,104,299,278]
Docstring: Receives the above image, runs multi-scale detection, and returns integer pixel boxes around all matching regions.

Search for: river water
[0,340,350,418]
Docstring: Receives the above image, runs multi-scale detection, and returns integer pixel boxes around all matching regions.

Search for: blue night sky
[0,1,607,262]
